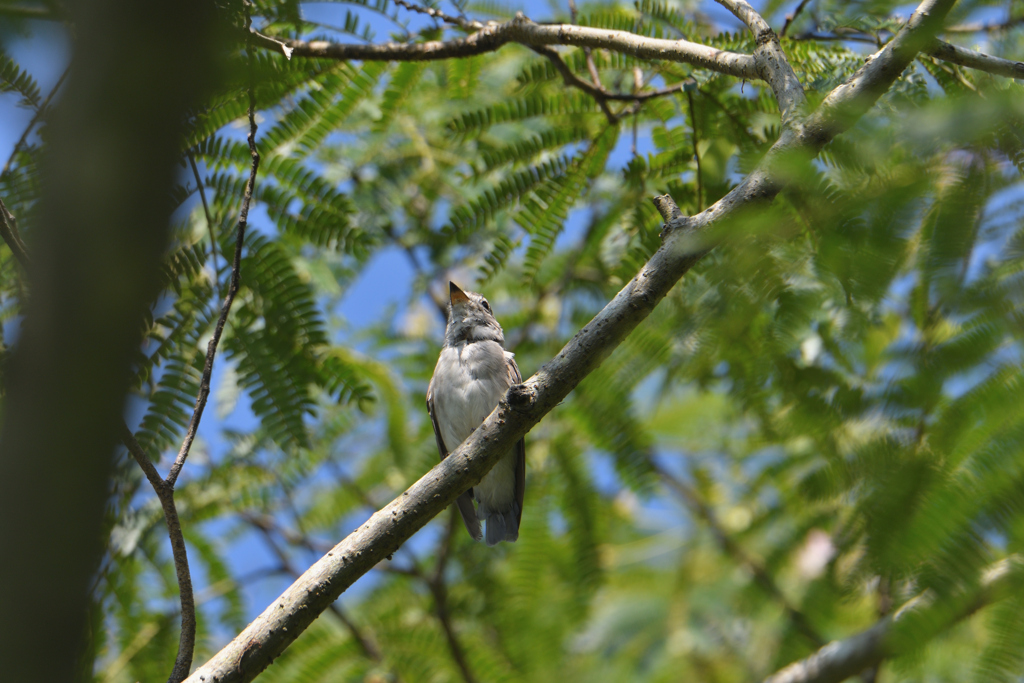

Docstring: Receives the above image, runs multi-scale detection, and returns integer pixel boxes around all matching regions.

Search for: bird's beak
[449,281,470,305]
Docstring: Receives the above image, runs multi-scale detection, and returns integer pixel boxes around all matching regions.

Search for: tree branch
[529,44,695,125]
[261,14,760,81]
[392,0,483,31]
[121,428,197,683]
[760,557,1023,683]
[716,0,806,125]
[184,2,957,681]
[0,0,224,678]
[803,0,956,143]
[780,0,813,38]
[944,16,1024,33]
[925,38,1024,79]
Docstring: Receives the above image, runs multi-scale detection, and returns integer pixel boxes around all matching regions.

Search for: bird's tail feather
[455,491,482,542]
[481,501,520,546]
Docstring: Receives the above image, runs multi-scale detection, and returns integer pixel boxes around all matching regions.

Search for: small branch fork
[529,45,693,124]
[715,0,806,124]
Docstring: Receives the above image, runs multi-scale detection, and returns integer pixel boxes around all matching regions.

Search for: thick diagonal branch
[184,2,956,682]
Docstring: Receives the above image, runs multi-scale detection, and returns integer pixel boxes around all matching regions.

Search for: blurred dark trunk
[0,1,224,680]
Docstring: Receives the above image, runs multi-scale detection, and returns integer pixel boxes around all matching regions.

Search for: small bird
[427,282,526,545]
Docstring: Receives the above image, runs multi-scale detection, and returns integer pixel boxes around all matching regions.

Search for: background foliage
[3,0,1024,681]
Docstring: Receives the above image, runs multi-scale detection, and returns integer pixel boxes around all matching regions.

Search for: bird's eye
[481,300,491,312]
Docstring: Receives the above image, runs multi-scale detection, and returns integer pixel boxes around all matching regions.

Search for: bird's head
[445,281,504,345]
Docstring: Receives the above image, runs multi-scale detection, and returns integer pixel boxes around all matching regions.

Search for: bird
[426,281,526,546]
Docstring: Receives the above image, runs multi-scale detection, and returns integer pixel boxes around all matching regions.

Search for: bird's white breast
[432,340,511,450]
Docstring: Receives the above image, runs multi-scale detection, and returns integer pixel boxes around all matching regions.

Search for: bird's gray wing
[427,379,482,541]
[506,354,527,526]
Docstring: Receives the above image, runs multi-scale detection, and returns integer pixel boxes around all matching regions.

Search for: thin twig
[564,0,604,103]
[790,31,880,44]
[652,459,825,648]
[944,16,1024,33]
[426,571,478,683]
[0,65,70,181]
[166,11,260,488]
[780,0,813,38]
[392,0,483,30]
[531,46,617,123]
[530,45,693,124]
[186,151,223,299]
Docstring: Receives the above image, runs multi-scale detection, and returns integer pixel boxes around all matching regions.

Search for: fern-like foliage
[4,3,1020,682]
[516,127,617,282]
[0,51,41,109]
